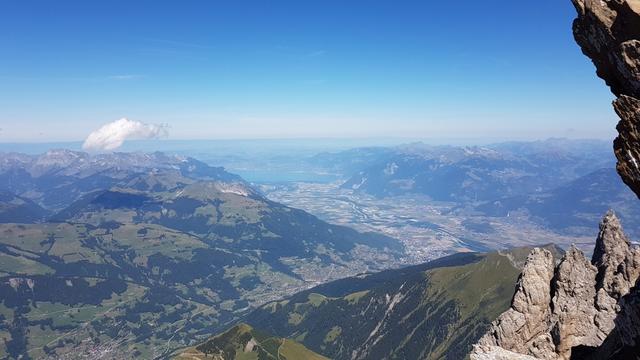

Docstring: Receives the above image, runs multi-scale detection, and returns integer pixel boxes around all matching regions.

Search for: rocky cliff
[571,0,640,198]
[471,1,640,358]
[472,212,640,359]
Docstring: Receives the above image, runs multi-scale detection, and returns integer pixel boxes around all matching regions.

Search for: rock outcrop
[571,0,640,198]
[572,279,640,359]
[471,346,539,360]
[475,248,556,358]
[471,212,640,359]
[471,1,640,358]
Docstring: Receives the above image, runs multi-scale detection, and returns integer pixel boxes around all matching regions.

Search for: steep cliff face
[472,1,640,358]
[571,0,640,198]
[473,248,556,358]
[472,212,640,359]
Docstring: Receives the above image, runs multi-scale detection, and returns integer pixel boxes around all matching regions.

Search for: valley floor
[260,181,596,264]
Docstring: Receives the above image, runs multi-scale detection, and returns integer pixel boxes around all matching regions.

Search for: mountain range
[471,167,640,237]
[0,140,635,359]
[308,139,640,237]
[340,139,614,201]
[0,150,401,359]
[190,1,640,357]
[0,150,244,211]
[179,244,562,360]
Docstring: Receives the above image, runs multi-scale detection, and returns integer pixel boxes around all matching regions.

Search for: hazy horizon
[0,136,616,153]
[0,1,637,358]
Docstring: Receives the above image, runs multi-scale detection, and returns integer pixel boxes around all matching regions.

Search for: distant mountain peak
[0,150,245,210]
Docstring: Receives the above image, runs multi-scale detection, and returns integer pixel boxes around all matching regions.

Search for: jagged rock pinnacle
[471,212,640,359]
[471,1,640,357]
[474,248,556,359]
[592,210,640,299]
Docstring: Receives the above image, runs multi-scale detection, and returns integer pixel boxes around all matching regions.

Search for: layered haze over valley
[2,0,640,359]
[1,137,638,358]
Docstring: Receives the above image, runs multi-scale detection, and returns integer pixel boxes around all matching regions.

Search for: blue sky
[0,0,617,142]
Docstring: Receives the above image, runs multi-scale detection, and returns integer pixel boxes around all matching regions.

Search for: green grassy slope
[244,245,562,360]
[174,323,328,360]
[0,173,401,358]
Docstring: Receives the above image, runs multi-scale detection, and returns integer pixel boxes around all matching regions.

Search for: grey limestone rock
[471,212,640,359]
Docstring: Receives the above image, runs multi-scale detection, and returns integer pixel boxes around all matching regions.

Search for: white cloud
[82,118,168,152]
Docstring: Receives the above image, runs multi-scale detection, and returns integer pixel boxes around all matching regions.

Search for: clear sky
[0,0,618,143]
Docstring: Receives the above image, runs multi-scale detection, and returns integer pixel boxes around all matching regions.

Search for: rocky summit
[471,1,640,358]
[471,212,640,359]
[571,0,640,198]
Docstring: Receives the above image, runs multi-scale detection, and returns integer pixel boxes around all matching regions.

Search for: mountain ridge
[340,140,613,202]
[0,151,403,358]
[225,244,564,360]
[174,323,329,360]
